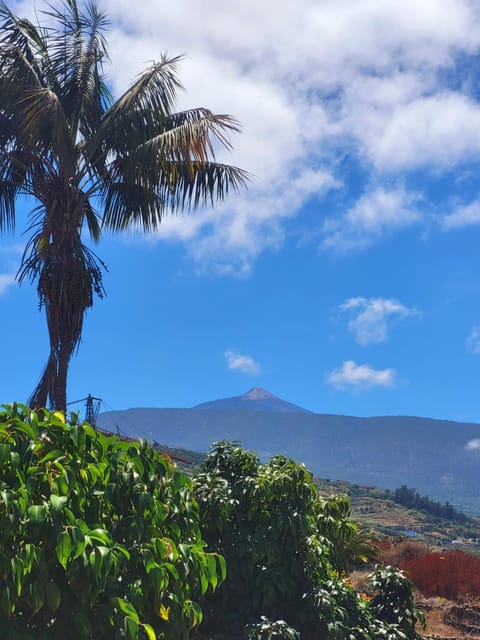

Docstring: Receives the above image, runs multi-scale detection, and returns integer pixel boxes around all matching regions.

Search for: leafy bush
[244,617,300,640]
[0,404,224,639]
[369,566,424,638]
[193,441,423,640]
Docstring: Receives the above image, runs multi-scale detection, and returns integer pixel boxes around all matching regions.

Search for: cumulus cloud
[225,350,260,375]
[321,187,421,252]
[339,297,418,344]
[466,439,480,450]
[466,327,480,354]
[24,0,480,271]
[350,93,480,172]
[327,360,396,391]
[441,200,480,230]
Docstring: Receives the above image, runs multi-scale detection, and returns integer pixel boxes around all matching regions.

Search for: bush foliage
[193,441,423,640]
[0,407,424,640]
[0,404,223,639]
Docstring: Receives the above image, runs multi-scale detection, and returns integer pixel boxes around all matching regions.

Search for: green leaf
[30,581,45,615]
[124,616,139,640]
[199,571,208,595]
[56,531,72,569]
[82,423,97,439]
[39,449,65,464]
[69,424,84,449]
[113,544,130,562]
[54,475,69,495]
[0,444,11,468]
[9,451,20,468]
[142,549,156,573]
[11,557,24,596]
[115,597,140,621]
[50,495,68,512]
[216,554,227,582]
[22,544,36,573]
[206,554,217,590]
[71,526,87,559]
[28,505,46,525]
[12,421,35,438]
[149,567,167,592]
[163,563,179,581]
[46,582,61,613]
[87,528,111,545]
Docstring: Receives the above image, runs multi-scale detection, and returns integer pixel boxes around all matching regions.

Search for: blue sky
[3,0,480,422]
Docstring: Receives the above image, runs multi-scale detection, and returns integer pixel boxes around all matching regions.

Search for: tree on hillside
[0,0,247,411]
[193,441,423,640]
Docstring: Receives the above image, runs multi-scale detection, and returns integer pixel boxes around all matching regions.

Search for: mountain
[192,387,310,413]
[97,389,480,515]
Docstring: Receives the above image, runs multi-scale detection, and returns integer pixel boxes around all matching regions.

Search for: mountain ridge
[97,389,480,514]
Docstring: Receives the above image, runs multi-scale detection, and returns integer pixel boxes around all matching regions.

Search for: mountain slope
[97,389,480,514]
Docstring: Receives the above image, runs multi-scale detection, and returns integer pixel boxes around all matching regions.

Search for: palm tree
[0,0,248,412]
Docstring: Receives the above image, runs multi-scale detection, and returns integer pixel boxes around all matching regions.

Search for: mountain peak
[192,388,310,413]
[242,387,277,400]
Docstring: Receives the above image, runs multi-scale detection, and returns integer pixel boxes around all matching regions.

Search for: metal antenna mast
[85,394,102,426]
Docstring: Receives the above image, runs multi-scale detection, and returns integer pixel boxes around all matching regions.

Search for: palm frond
[0,44,43,102]
[85,56,183,167]
[133,109,242,176]
[0,3,47,75]
[0,148,35,231]
[107,55,182,121]
[83,198,101,241]
[18,87,76,174]
[37,0,109,134]
[101,161,249,232]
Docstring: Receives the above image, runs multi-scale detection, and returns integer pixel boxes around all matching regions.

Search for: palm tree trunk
[53,347,69,412]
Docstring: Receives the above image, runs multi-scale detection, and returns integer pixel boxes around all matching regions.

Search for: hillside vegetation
[316,478,480,549]
[0,405,424,639]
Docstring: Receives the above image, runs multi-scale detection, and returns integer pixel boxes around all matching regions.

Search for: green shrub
[244,617,301,640]
[0,403,224,639]
[194,441,424,640]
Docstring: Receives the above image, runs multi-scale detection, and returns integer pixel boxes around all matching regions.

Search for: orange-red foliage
[401,551,480,599]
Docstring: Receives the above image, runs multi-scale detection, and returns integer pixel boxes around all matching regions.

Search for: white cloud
[466,326,480,354]
[225,350,260,375]
[327,360,396,391]
[441,200,480,230]
[322,187,420,252]
[466,439,480,450]
[339,297,418,344]
[0,274,15,296]
[21,0,480,271]
[348,93,480,172]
